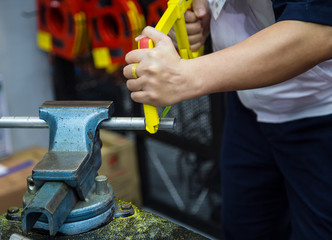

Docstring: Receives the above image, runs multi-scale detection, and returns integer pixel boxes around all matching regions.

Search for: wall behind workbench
[0,0,54,152]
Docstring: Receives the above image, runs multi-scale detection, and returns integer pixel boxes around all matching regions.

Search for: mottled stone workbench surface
[0,199,208,240]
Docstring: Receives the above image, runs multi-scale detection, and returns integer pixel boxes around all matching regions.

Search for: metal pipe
[0,117,175,130]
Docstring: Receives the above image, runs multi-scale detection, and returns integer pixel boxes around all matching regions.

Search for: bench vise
[0,101,175,236]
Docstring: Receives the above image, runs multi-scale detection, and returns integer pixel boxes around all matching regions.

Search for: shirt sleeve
[272,0,332,26]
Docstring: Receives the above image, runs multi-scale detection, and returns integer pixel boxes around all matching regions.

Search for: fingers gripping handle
[138,37,160,134]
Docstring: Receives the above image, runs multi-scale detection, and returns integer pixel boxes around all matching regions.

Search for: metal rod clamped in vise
[6,101,175,236]
[0,117,176,130]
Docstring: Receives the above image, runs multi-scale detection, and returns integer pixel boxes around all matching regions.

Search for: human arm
[123,21,332,107]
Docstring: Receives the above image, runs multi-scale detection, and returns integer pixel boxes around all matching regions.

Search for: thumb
[136,26,170,46]
[192,0,209,18]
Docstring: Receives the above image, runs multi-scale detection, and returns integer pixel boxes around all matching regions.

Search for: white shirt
[210,0,332,123]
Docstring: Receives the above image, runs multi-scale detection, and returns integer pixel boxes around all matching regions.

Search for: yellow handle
[139,0,203,133]
[138,38,159,134]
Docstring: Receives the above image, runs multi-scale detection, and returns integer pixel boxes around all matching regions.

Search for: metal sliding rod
[0,117,176,130]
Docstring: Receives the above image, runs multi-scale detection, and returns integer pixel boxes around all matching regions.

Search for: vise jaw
[22,101,128,236]
[32,101,111,199]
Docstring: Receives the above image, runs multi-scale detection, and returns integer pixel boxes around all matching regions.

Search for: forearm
[184,20,332,100]
[124,21,332,107]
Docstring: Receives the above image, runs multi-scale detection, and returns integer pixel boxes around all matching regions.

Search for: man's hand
[169,0,211,51]
[123,27,196,107]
